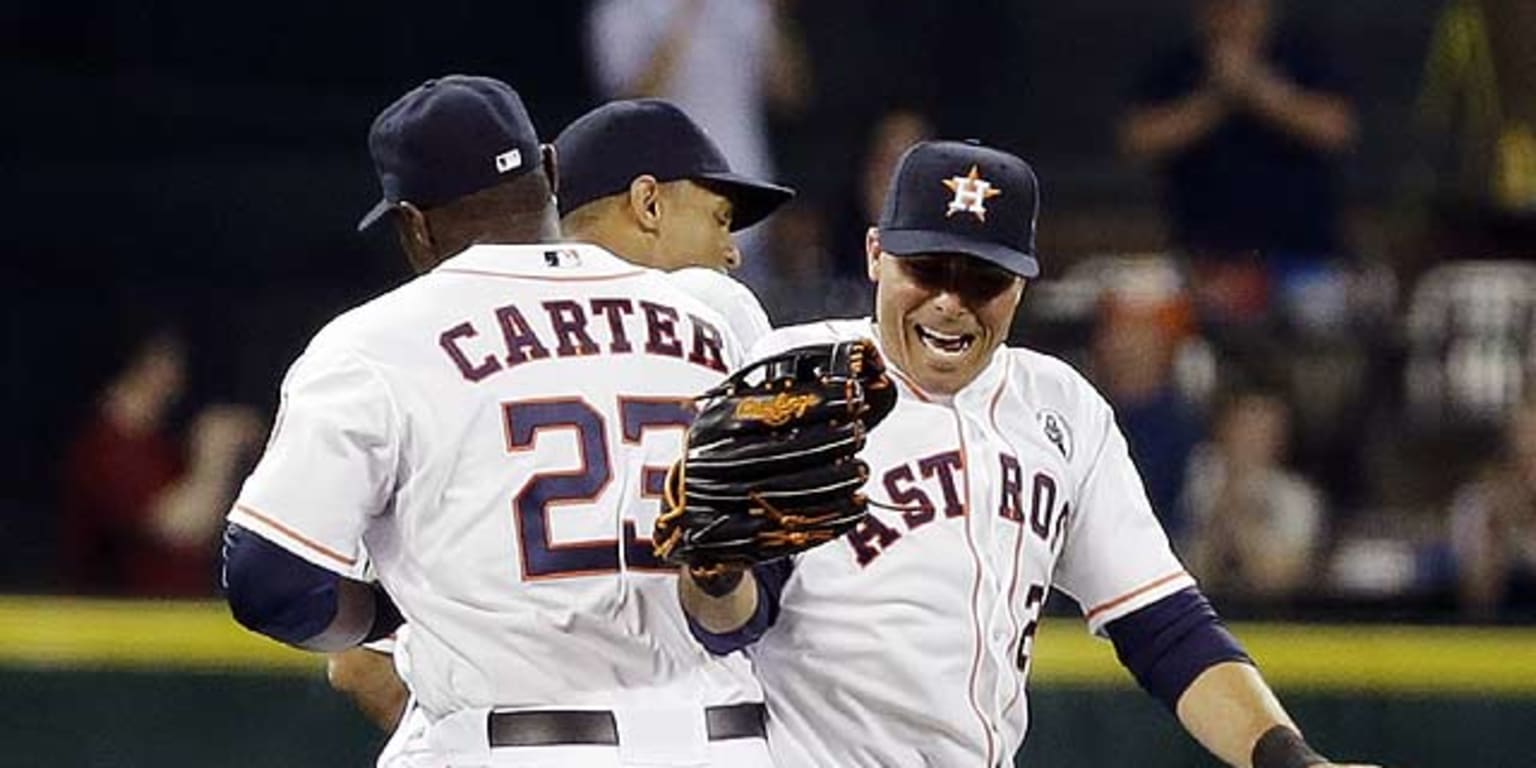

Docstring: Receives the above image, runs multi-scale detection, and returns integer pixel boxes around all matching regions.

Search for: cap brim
[695,173,795,231]
[880,228,1041,278]
[356,199,393,233]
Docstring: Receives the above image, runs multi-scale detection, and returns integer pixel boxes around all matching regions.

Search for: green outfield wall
[3,598,1532,767]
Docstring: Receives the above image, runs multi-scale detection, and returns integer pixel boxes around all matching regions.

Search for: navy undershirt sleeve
[1103,586,1252,711]
[222,523,345,646]
[687,558,794,656]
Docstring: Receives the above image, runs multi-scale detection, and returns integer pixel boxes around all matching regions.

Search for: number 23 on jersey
[503,396,693,579]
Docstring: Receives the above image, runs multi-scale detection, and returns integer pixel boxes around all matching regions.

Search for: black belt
[487,703,765,748]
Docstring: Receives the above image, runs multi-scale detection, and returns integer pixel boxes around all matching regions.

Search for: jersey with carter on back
[229,243,761,719]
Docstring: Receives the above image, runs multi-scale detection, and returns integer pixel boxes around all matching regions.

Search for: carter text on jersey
[437,298,730,381]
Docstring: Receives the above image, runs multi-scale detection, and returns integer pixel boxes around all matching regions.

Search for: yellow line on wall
[3,597,1535,694]
[1031,621,1536,694]
[0,596,318,673]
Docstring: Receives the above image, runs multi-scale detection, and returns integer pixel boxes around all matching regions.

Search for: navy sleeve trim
[363,581,404,643]
[223,522,343,646]
[1103,586,1251,710]
[686,558,793,656]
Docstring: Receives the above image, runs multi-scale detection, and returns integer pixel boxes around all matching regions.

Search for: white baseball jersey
[230,244,766,730]
[666,267,772,351]
[744,319,1194,768]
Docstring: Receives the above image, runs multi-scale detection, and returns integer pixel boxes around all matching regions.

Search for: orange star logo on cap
[942,165,1002,221]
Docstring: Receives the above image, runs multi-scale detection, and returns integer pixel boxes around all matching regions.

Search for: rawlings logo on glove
[734,392,823,426]
[652,338,897,569]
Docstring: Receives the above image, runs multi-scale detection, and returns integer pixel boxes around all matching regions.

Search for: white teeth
[915,324,974,356]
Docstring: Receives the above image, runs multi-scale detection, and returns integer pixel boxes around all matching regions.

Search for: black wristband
[363,582,405,643]
[689,567,745,597]
[1252,725,1327,768]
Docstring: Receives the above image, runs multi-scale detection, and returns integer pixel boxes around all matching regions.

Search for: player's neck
[478,207,561,247]
[423,210,561,270]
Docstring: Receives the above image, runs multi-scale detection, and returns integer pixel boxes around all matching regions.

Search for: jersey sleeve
[668,268,773,351]
[1051,384,1194,636]
[745,319,868,361]
[227,344,400,579]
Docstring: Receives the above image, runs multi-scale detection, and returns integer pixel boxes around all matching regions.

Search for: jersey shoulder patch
[1004,347,1113,450]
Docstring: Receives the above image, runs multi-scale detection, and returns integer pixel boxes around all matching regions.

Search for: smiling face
[867,229,1025,395]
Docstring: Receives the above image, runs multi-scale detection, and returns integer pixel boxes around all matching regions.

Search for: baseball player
[677,140,1379,768]
[222,75,774,767]
[324,96,795,745]
[554,98,790,350]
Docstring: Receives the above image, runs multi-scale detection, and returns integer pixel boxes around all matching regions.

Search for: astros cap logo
[942,165,1002,221]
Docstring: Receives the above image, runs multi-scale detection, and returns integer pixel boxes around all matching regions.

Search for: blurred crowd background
[4,0,1535,625]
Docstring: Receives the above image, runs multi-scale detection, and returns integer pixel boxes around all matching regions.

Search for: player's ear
[393,201,436,274]
[628,175,663,235]
[865,227,883,283]
[540,143,559,199]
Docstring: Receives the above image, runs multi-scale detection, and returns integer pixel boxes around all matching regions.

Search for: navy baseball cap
[878,140,1041,278]
[357,75,543,231]
[553,99,794,231]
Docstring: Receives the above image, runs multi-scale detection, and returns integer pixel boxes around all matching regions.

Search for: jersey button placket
[953,397,1006,765]
[971,379,1031,748]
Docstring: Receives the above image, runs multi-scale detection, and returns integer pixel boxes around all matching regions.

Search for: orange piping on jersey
[997,523,1029,721]
[1083,570,1190,622]
[885,366,935,403]
[954,411,997,768]
[992,364,1029,720]
[437,267,647,283]
[998,485,1029,718]
[987,367,1010,434]
[234,504,358,567]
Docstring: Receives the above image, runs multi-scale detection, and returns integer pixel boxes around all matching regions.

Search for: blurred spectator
[59,330,263,597]
[1387,261,1536,528]
[1182,385,1324,600]
[758,109,931,324]
[1089,260,1204,537]
[1405,261,1536,430]
[586,0,811,287]
[837,108,934,273]
[1415,0,1536,217]
[1447,387,1536,620]
[755,201,871,325]
[1119,0,1357,326]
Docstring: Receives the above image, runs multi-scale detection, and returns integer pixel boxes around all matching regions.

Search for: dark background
[0,0,1458,589]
